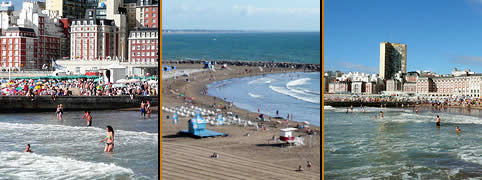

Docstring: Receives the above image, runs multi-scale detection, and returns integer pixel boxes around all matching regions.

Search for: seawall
[0,96,159,112]
[164,60,321,72]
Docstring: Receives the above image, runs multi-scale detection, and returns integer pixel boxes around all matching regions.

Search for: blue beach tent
[180,110,225,138]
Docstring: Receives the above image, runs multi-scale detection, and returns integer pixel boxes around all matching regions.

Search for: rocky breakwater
[164,60,321,72]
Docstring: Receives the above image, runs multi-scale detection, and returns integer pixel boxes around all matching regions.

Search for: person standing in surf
[140,101,146,118]
[24,144,32,153]
[86,111,93,126]
[56,104,64,120]
[100,126,115,152]
[456,126,461,134]
[436,115,441,127]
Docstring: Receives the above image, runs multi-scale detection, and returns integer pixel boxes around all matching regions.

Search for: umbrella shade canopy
[303,121,310,125]
[127,79,140,83]
[116,79,128,83]
[112,84,127,88]
[147,80,158,84]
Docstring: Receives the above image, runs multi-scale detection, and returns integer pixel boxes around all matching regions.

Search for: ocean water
[0,111,159,179]
[207,72,320,126]
[324,107,482,179]
[162,32,321,64]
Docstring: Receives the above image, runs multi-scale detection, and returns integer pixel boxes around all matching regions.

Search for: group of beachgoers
[23,103,118,154]
[24,125,114,153]
[0,78,157,98]
[326,94,482,109]
[435,115,463,134]
[140,100,152,118]
[345,104,464,134]
[297,161,313,172]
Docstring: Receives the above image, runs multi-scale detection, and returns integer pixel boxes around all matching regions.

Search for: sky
[162,0,320,31]
[325,0,482,75]
[7,0,42,10]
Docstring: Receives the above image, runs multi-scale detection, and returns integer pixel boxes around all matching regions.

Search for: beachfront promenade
[0,95,158,112]
[325,101,416,107]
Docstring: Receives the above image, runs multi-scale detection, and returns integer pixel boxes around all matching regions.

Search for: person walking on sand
[307,161,312,169]
[100,126,115,152]
[436,115,441,127]
[297,165,304,172]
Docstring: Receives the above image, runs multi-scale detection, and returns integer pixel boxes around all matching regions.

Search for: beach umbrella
[116,79,128,83]
[112,84,127,88]
[128,79,140,83]
[303,121,310,125]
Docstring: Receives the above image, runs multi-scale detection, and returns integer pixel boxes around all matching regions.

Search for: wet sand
[161,63,321,179]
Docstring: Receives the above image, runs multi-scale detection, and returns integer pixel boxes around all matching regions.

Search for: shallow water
[324,107,482,179]
[0,110,159,179]
[207,72,320,126]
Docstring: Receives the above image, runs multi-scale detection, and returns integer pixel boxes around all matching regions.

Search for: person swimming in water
[456,126,461,133]
[100,126,114,152]
[24,144,32,153]
[436,115,441,127]
[379,111,384,118]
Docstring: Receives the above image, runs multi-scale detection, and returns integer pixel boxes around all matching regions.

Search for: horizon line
[162,29,321,33]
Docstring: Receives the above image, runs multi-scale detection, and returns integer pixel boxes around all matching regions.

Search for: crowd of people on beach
[0,78,157,97]
[326,94,482,109]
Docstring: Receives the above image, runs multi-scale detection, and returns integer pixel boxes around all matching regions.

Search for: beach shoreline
[161,63,321,179]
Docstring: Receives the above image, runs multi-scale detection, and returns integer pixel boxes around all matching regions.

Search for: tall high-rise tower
[379,42,407,79]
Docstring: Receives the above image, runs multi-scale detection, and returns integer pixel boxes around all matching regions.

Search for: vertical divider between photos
[158,0,162,179]
[321,0,324,179]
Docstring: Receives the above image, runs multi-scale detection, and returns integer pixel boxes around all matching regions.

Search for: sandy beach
[161,63,320,179]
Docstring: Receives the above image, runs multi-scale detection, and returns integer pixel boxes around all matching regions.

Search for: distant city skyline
[325,0,482,75]
[162,0,320,31]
